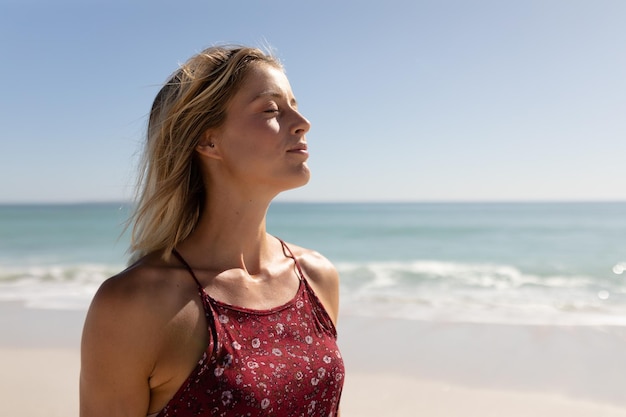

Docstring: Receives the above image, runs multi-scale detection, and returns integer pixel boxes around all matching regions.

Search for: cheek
[221,135,269,169]
[239,124,281,152]
[220,118,283,161]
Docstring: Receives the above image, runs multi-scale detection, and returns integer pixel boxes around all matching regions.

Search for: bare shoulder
[283,242,341,323]
[80,254,198,416]
[86,254,188,328]
[290,245,338,284]
[83,252,202,354]
[82,254,184,373]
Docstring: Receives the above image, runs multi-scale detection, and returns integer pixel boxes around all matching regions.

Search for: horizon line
[1,199,625,206]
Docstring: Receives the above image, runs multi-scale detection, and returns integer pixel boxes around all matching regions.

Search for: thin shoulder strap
[278,238,338,337]
[171,248,220,357]
[278,238,305,281]
[172,248,205,290]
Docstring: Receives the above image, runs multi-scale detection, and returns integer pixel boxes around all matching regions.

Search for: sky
[1,0,625,203]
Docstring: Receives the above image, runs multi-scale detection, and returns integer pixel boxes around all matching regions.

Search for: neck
[178,188,276,274]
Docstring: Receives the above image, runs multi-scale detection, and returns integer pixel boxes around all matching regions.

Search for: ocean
[1,202,625,326]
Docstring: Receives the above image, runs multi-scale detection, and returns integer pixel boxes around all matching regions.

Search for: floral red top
[156,241,344,417]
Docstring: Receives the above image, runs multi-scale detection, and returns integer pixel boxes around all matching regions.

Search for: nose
[292,109,311,135]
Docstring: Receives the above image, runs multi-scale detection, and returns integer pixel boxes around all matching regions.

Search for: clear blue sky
[1,0,625,203]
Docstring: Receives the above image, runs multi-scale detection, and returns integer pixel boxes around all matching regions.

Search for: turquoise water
[1,202,625,325]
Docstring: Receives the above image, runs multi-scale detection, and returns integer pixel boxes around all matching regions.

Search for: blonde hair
[128,45,281,261]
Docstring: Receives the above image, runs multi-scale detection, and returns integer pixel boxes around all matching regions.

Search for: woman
[80,46,344,416]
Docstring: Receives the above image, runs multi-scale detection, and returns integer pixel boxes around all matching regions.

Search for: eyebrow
[252,91,298,107]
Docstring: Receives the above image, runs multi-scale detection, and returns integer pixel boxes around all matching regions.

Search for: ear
[196,130,222,160]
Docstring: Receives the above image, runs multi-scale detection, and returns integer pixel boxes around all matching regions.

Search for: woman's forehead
[238,64,294,103]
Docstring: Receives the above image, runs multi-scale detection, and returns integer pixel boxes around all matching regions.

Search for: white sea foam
[0,263,122,310]
[336,261,626,326]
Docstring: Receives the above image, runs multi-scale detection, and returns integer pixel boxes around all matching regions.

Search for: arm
[80,275,157,417]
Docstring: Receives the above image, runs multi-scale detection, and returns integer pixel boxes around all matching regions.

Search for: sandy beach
[338,316,626,416]
[2,302,626,416]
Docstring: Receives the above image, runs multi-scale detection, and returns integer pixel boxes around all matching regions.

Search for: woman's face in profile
[211,63,312,193]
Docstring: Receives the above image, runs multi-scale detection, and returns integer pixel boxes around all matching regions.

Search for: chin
[283,166,311,190]
[298,165,311,185]
[291,174,311,190]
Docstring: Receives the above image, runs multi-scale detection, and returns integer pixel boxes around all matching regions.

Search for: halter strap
[171,248,219,358]
[171,248,205,290]
[278,238,306,282]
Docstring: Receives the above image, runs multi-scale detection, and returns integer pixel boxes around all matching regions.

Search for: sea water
[1,202,625,325]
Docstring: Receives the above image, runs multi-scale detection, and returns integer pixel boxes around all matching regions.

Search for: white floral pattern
[159,245,344,416]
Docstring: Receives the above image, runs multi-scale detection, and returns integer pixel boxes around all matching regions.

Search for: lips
[287,143,308,152]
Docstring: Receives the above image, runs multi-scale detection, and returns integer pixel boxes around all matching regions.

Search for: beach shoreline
[2,302,626,416]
